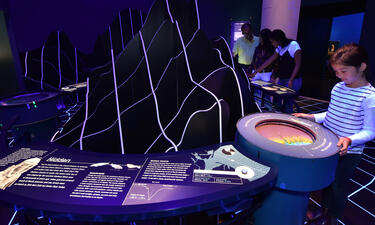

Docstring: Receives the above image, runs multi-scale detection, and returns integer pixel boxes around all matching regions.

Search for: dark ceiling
[301,0,359,7]
[301,0,366,17]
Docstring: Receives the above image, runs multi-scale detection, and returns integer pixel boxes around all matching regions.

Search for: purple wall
[5,0,261,54]
[0,0,8,11]
[6,0,154,53]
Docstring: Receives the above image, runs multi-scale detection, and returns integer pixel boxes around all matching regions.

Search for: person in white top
[293,43,375,225]
[251,29,302,113]
[232,22,259,72]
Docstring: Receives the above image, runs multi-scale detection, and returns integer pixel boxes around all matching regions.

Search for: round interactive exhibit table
[0,141,277,223]
[0,91,63,143]
[236,112,339,225]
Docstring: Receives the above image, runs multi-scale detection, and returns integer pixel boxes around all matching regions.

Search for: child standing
[293,43,375,224]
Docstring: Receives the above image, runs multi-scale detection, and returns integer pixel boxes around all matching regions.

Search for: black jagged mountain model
[53,0,258,154]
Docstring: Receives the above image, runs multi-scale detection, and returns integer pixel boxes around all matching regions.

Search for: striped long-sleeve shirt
[314,82,375,154]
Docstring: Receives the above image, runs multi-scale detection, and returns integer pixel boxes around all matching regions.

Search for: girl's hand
[292,113,315,121]
[271,76,279,84]
[337,137,352,156]
[249,72,257,78]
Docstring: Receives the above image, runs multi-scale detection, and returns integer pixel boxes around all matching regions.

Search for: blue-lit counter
[0,142,277,223]
[250,80,298,112]
[0,91,63,144]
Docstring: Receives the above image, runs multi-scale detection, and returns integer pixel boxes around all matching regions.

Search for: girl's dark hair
[259,28,274,53]
[270,29,291,47]
[330,43,368,68]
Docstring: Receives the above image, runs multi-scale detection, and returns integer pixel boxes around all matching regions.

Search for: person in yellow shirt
[232,22,259,72]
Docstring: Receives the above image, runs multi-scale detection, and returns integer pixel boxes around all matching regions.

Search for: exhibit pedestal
[236,113,339,225]
[253,188,309,225]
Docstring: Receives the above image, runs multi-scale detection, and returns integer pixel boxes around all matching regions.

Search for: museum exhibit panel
[0,0,351,224]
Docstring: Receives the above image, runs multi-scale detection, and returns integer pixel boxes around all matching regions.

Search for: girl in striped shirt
[293,43,375,224]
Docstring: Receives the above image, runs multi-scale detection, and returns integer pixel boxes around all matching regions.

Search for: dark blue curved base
[253,188,308,225]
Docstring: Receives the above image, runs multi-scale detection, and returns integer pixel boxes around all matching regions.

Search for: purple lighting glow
[0,92,59,106]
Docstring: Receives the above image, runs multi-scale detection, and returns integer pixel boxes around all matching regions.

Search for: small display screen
[255,121,315,146]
